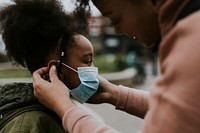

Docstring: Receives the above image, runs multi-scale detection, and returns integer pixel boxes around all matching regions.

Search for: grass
[0,69,31,78]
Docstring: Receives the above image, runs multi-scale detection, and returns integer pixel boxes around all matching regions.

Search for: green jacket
[0,82,66,133]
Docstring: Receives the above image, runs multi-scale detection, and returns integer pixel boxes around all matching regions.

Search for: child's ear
[48,60,64,80]
[48,60,59,70]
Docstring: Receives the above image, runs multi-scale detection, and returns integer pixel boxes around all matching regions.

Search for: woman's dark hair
[0,0,89,73]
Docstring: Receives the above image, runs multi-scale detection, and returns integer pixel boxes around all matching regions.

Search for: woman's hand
[87,75,119,106]
[33,65,76,118]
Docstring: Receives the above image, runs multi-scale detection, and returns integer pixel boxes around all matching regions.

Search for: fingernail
[51,65,56,71]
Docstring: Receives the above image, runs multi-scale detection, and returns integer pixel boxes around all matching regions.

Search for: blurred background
[0,0,159,132]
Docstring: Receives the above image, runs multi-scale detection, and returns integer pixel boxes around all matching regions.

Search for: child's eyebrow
[83,52,93,57]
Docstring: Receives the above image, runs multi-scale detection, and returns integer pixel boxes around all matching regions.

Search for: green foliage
[114,54,128,71]
[94,54,127,73]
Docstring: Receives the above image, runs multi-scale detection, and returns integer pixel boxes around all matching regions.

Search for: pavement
[0,78,32,85]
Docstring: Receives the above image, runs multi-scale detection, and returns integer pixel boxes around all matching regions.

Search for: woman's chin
[142,42,155,48]
[136,39,155,48]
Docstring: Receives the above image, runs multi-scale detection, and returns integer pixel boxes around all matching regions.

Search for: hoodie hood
[0,82,39,113]
[153,0,190,36]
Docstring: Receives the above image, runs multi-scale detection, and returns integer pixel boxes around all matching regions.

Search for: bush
[94,54,128,73]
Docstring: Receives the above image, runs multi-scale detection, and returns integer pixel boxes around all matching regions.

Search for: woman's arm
[33,66,121,133]
[116,85,149,118]
[88,76,149,118]
[33,66,75,118]
[62,106,122,133]
[33,65,149,133]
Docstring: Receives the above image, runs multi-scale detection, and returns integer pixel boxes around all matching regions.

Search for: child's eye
[85,59,92,65]
[88,59,93,64]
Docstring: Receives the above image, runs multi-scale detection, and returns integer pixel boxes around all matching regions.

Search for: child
[0,0,102,132]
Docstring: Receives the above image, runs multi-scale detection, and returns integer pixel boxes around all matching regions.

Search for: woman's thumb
[49,65,59,81]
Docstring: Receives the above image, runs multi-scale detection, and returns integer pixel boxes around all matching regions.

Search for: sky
[63,0,101,16]
[0,35,4,53]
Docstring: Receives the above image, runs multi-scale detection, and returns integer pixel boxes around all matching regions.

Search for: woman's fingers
[33,67,50,96]
[49,65,59,82]
[33,67,48,82]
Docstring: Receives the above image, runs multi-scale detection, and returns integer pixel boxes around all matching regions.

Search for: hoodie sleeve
[115,85,149,118]
[62,106,121,133]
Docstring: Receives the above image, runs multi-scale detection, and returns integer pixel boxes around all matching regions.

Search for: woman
[0,0,100,132]
[33,0,200,133]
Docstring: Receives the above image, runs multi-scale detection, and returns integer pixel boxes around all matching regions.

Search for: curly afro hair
[0,0,89,73]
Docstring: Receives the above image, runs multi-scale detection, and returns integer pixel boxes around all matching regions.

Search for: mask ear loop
[57,60,78,73]
[57,51,65,78]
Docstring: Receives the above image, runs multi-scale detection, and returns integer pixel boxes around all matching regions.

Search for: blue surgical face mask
[58,61,99,103]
